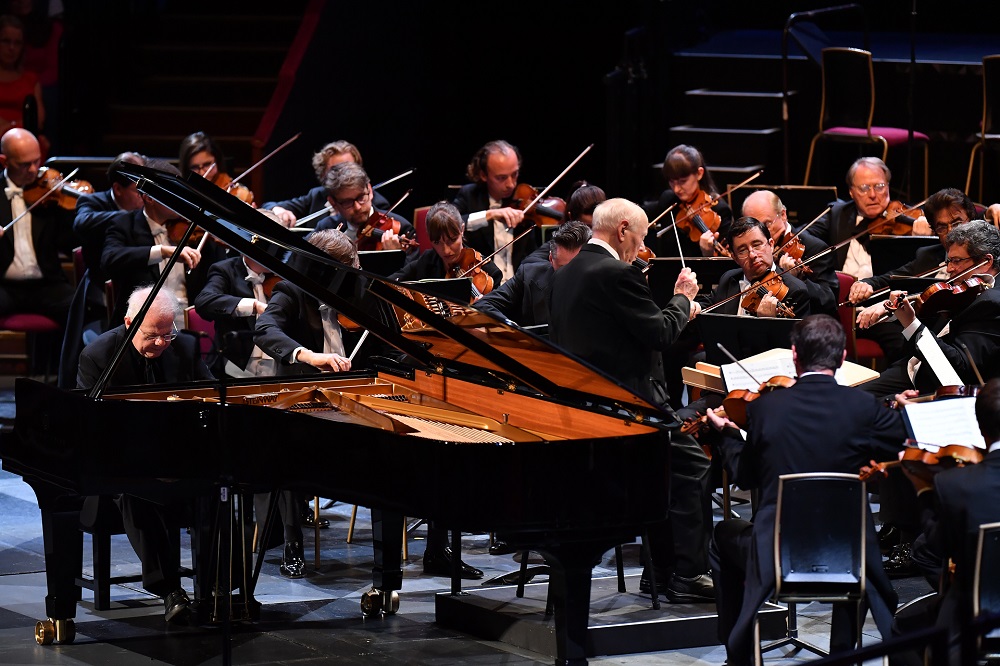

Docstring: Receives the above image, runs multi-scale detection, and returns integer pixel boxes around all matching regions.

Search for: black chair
[974,520,1000,658]
[966,55,1000,203]
[754,472,867,665]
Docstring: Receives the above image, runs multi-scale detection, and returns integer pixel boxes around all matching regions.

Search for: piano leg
[540,544,608,666]
[29,481,83,644]
[363,508,402,616]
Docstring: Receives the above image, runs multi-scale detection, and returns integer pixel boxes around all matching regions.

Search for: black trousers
[116,494,187,598]
[253,491,304,548]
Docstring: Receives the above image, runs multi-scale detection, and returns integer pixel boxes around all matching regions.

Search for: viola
[859,443,983,482]
[681,375,795,436]
[674,189,729,257]
[450,247,494,302]
[356,210,417,252]
[739,271,796,318]
[22,167,94,210]
[510,182,566,227]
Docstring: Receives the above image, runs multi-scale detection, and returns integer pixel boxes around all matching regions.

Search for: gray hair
[125,286,182,322]
[591,198,647,235]
[946,220,1000,265]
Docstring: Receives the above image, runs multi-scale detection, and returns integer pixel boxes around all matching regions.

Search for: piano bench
[75,496,193,611]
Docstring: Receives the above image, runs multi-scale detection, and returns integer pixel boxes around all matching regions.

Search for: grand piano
[0,164,676,666]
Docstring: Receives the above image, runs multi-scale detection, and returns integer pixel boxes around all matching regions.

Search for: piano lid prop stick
[671,210,685,270]
[348,329,369,363]
[716,343,764,386]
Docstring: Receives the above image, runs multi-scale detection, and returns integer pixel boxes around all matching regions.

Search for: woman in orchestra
[388,201,502,291]
[649,144,733,258]
[0,15,44,138]
[178,130,255,205]
[564,180,605,228]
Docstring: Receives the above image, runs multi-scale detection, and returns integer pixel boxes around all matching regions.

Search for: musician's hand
[380,229,403,250]
[705,407,736,432]
[268,206,297,227]
[893,389,921,408]
[688,300,702,320]
[856,301,888,329]
[778,253,799,275]
[253,300,268,315]
[673,267,699,300]
[849,281,874,304]
[986,204,1000,226]
[488,207,525,229]
[756,293,779,318]
[698,230,718,256]
[912,214,932,236]
[298,350,351,372]
[162,245,201,270]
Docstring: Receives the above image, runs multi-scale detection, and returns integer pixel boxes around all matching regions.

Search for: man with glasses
[76,285,212,624]
[742,189,838,317]
[319,161,412,249]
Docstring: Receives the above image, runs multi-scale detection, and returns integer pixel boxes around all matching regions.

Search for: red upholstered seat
[834,271,884,368]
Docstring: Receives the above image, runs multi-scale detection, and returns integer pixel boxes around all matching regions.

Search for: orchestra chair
[75,495,193,611]
[835,272,885,369]
[0,312,60,382]
[413,205,432,252]
[804,47,929,201]
[973,521,1000,659]
[966,55,1000,203]
[754,472,867,665]
[183,305,216,361]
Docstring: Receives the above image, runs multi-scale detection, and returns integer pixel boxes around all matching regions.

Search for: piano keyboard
[380,413,514,444]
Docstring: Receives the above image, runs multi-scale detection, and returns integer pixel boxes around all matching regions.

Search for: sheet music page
[902,398,987,449]
[914,328,963,387]
[721,355,796,392]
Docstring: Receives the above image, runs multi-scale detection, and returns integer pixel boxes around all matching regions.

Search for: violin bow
[868,259,991,326]
[653,203,678,237]
[775,206,830,256]
[716,343,765,385]
[293,169,415,229]
[226,131,301,191]
[839,261,947,308]
[3,168,80,233]
[372,168,415,191]
[461,144,594,277]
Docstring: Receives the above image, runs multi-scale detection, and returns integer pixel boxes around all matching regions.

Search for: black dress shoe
[280,541,305,579]
[302,512,329,529]
[665,573,716,603]
[489,540,515,556]
[638,566,668,595]
[877,524,902,555]
[423,546,484,580]
[884,543,920,578]
[164,588,191,624]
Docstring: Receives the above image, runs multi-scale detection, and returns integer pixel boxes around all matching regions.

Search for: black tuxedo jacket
[100,209,226,325]
[549,243,690,406]
[254,280,326,375]
[644,189,734,258]
[793,230,838,317]
[0,193,75,281]
[263,185,390,229]
[474,259,553,326]
[193,256,257,370]
[76,324,213,389]
[715,374,907,664]
[74,189,132,282]
[863,243,945,292]
[697,266,812,318]
[810,199,869,270]
[452,182,538,271]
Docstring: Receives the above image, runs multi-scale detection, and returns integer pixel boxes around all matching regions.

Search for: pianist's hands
[296,349,351,373]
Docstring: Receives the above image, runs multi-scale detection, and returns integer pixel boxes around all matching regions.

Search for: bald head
[0,128,41,188]
[741,189,788,242]
[591,198,649,264]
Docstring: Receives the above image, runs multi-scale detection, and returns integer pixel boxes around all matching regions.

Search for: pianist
[76,285,213,624]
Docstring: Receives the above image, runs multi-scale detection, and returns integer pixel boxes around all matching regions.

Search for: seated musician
[888,378,1000,666]
[77,286,213,624]
[0,127,75,326]
[646,144,734,258]
[846,187,978,305]
[254,229,359,375]
[452,139,537,282]
[475,219,590,327]
[388,201,502,290]
[743,189,838,317]
[521,181,605,266]
[179,131,254,205]
[549,197,716,603]
[320,161,412,249]
[262,139,389,228]
[705,314,906,666]
[100,158,227,331]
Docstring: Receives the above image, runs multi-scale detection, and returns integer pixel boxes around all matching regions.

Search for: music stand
[647,257,737,308]
[697,313,800,365]
[729,184,839,229]
[359,250,406,277]
[868,235,939,277]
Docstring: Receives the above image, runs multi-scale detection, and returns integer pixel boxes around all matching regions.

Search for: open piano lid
[116,163,671,427]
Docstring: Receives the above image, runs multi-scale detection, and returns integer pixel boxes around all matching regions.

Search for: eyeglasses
[333,190,371,208]
[733,240,768,259]
[189,160,215,174]
[852,182,888,195]
[139,326,179,343]
[934,219,964,235]
[945,255,975,267]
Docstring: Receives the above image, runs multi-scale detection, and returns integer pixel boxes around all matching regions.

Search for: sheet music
[902,398,987,449]
[721,355,796,392]
[914,327,963,387]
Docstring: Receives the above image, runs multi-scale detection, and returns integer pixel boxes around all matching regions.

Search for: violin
[739,271,796,318]
[913,275,992,317]
[211,171,254,205]
[22,167,94,209]
[165,218,204,246]
[356,210,417,252]
[773,231,812,277]
[675,189,729,256]
[859,443,983,482]
[870,200,925,236]
[450,247,494,302]
[510,182,566,226]
[682,375,796,436]
[262,274,281,300]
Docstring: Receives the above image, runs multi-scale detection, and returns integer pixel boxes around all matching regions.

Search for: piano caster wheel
[35,618,74,645]
[360,589,399,616]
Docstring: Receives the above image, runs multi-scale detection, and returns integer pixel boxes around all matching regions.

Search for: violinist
[857,220,1000,398]
[704,315,907,666]
[323,161,413,251]
[744,189,838,317]
[475,220,590,327]
[522,181,605,266]
[648,144,733,258]
[262,140,389,229]
[453,139,537,282]
[550,198,715,604]
[888,378,1000,666]
[100,158,227,330]
[388,201,502,292]
[0,127,74,325]
[179,131,255,205]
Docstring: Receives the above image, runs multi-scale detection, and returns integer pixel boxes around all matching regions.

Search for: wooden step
[667,125,781,168]
[683,89,798,130]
